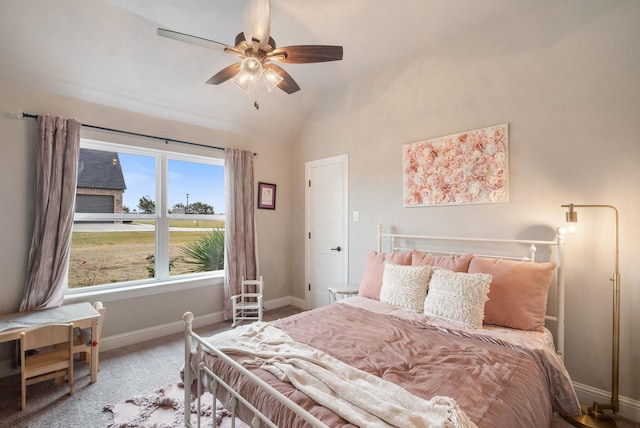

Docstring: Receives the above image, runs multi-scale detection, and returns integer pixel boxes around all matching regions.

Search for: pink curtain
[223,148,257,319]
[20,115,81,311]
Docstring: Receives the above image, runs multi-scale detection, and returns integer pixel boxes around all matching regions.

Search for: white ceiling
[0,0,590,143]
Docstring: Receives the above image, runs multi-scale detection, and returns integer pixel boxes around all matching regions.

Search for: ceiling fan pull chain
[253,83,260,110]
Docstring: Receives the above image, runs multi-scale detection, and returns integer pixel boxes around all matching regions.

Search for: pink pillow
[359,251,412,300]
[411,250,473,272]
[468,257,555,332]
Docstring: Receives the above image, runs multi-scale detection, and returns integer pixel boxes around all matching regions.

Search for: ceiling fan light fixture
[240,57,263,80]
[232,57,265,92]
[263,66,283,92]
[231,71,252,92]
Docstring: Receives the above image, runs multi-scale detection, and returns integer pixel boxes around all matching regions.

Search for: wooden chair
[72,301,105,372]
[20,323,74,411]
[231,276,264,327]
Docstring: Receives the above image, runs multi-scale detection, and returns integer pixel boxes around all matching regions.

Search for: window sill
[63,273,224,305]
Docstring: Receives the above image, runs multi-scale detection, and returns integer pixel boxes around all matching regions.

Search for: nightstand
[328,283,359,303]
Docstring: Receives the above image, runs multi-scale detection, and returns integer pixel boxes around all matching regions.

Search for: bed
[182,225,581,428]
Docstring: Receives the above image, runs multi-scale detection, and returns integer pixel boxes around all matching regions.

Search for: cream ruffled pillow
[359,251,412,300]
[380,263,433,312]
[424,269,492,328]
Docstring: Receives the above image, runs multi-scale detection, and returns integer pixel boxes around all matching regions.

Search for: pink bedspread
[194,298,580,427]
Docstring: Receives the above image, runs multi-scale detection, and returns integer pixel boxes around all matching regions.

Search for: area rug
[104,381,247,427]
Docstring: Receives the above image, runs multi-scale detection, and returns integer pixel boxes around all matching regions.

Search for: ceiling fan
[158,0,343,108]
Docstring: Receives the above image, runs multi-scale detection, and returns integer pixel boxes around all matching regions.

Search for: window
[68,139,225,292]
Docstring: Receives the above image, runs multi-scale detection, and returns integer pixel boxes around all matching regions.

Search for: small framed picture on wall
[258,182,276,210]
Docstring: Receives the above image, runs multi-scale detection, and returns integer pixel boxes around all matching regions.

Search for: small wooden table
[0,302,101,383]
[328,283,359,303]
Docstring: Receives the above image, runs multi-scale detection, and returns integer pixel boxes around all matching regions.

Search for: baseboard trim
[103,296,308,352]
[573,381,640,423]
[287,296,307,310]
[264,295,307,311]
[99,311,223,353]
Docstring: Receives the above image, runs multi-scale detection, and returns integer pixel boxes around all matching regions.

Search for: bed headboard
[376,224,566,358]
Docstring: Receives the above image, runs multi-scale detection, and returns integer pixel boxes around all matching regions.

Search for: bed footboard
[183,312,327,428]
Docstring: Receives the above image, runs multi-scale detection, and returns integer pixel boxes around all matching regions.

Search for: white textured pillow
[380,263,433,312]
[424,269,492,328]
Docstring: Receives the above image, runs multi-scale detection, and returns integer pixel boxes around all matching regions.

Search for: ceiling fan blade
[205,63,242,85]
[270,64,300,94]
[269,45,344,64]
[243,0,271,50]
[157,28,233,51]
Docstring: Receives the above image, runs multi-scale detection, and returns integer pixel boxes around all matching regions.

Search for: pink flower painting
[403,124,509,207]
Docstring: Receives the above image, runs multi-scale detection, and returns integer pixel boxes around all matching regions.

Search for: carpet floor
[0,304,636,428]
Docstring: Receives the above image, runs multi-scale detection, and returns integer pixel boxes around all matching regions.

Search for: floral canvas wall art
[403,124,508,207]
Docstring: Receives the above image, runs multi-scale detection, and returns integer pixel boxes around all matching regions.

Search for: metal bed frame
[182,224,566,427]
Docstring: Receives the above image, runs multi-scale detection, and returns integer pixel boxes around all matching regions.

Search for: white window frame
[65,139,225,302]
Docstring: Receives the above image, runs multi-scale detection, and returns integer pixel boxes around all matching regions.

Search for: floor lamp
[561,203,620,428]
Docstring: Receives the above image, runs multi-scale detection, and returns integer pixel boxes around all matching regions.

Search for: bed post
[184,312,194,428]
[555,229,566,360]
[377,224,383,252]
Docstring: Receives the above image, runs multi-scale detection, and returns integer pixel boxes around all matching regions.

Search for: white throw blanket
[207,322,477,428]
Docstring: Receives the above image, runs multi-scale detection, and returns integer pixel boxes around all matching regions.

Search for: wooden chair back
[20,323,74,410]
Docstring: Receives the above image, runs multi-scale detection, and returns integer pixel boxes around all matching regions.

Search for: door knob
[331,246,342,252]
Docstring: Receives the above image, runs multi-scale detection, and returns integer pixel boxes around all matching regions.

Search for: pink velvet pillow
[359,251,412,300]
[467,257,555,331]
[411,250,473,272]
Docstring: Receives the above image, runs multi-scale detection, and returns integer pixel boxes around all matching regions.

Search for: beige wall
[290,1,640,417]
[0,82,294,351]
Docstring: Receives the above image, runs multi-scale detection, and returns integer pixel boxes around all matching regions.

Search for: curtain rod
[22,113,257,156]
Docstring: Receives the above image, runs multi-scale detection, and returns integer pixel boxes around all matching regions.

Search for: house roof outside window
[78,148,126,191]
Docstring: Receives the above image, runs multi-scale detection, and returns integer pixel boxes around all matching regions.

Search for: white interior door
[305,155,348,309]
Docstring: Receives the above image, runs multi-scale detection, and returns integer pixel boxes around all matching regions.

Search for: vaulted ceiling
[0,0,603,143]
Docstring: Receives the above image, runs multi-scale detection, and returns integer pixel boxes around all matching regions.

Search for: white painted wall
[289,1,640,419]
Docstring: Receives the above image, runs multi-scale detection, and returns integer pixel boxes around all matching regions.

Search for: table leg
[90,319,98,383]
